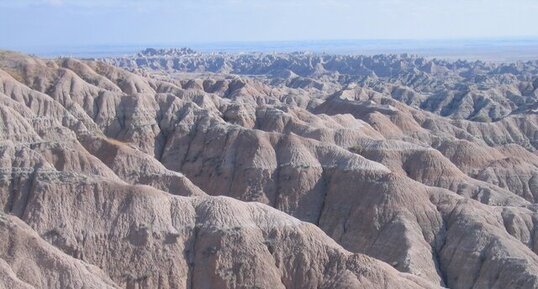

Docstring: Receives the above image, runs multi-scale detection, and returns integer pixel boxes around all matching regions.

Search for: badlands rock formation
[0,49,538,289]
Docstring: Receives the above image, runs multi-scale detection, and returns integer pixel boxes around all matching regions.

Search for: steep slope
[1,50,538,289]
[1,172,437,289]
[0,51,438,289]
[0,213,119,289]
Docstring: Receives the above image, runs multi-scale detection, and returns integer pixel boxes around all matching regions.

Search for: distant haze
[8,39,538,63]
[1,0,538,60]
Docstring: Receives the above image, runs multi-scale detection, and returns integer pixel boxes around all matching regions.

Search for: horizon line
[5,35,538,51]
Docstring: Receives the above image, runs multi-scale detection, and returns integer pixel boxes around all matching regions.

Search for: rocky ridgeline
[0,49,537,289]
[104,48,538,122]
[137,47,198,57]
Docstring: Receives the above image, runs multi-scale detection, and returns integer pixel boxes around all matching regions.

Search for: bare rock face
[0,212,118,289]
[1,49,538,289]
[1,174,436,289]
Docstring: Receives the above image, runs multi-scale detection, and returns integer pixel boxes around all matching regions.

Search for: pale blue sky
[1,0,538,50]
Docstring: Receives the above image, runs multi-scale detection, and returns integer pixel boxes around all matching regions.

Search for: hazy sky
[1,0,538,49]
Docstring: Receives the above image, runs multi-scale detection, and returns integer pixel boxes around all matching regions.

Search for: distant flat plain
[15,38,538,62]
